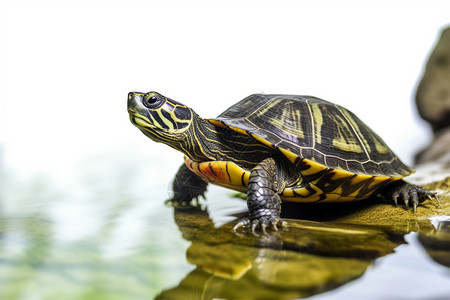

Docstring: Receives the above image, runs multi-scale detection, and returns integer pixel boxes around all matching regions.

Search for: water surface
[0,153,449,300]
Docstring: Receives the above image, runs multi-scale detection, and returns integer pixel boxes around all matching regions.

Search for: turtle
[127,91,439,233]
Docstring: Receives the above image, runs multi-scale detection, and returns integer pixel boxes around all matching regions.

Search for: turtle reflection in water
[154,206,405,299]
[127,92,439,233]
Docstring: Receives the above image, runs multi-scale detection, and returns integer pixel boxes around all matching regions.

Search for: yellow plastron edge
[184,156,249,193]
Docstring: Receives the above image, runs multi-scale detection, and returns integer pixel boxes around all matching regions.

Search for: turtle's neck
[177,114,220,162]
[178,114,274,169]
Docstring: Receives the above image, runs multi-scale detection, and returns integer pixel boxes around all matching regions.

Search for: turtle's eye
[144,94,163,108]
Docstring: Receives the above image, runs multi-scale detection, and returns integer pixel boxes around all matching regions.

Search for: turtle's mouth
[129,114,152,129]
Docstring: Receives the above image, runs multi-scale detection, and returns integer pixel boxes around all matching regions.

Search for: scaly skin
[384,180,440,212]
[233,158,287,235]
[167,164,208,207]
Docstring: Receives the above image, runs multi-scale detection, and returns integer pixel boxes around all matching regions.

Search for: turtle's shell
[208,94,412,178]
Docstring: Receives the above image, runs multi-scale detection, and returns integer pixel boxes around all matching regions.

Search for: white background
[1,3,450,298]
[1,0,450,181]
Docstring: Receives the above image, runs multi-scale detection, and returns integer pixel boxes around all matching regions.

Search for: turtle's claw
[403,197,410,209]
[251,222,259,236]
[392,193,399,206]
[385,181,439,212]
[165,195,202,208]
[234,215,287,235]
[261,223,268,235]
[233,217,251,232]
[272,222,278,232]
[431,194,441,206]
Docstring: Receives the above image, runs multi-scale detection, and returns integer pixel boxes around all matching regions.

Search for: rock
[415,27,450,168]
[413,27,450,188]
[415,127,450,164]
[416,26,450,132]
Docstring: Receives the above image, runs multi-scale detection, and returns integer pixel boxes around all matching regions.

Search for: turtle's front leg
[234,157,287,234]
[166,163,208,207]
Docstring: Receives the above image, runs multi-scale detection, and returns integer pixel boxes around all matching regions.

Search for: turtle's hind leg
[383,180,439,212]
[166,163,208,207]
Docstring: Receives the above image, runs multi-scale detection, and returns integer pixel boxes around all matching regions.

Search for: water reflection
[156,206,410,299]
[0,156,191,299]
[0,160,449,299]
[419,219,450,268]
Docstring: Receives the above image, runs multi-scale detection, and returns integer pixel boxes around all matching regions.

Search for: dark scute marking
[306,184,318,195]
[389,158,413,177]
[150,110,169,129]
[340,175,372,197]
[362,161,383,176]
[293,156,301,167]
[346,160,365,174]
[255,119,305,147]
[355,177,390,199]
[315,169,353,194]
[303,168,328,183]
[241,172,246,186]
[216,94,314,152]
[314,103,368,163]
[253,129,282,145]
[223,119,258,131]
[217,94,269,119]
[379,162,396,177]
[251,99,312,148]
[313,151,326,166]
[225,162,231,182]
[293,184,319,198]
[160,109,177,129]
[301,148,313,158]
[297,159,311,172]
[344,108,397,162]
[339,175,390,199]
[208,163,217,177]
[259,98,313,147]
[324,156,349,171]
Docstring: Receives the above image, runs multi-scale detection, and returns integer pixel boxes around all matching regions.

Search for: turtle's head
[127,91,194,146]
